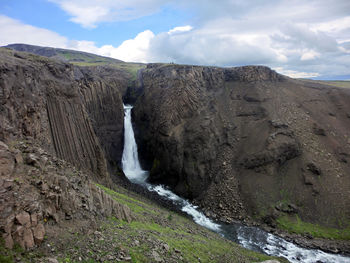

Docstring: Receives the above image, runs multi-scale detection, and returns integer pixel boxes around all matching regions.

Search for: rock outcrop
[0,140,133,250]
[133,63,350,227]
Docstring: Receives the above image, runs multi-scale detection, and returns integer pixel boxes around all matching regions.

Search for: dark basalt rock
[242,141,301,169]
[224,65,284,82]
[313,123,326,136]
[307,163,322,175]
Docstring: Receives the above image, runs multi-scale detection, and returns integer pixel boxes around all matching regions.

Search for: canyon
[1,44,350,262]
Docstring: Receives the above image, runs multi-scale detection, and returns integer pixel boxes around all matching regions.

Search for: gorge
[1,44,350,262]
[122,104,350,263]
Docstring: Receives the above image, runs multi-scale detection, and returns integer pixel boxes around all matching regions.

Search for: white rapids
[121,104,350,263]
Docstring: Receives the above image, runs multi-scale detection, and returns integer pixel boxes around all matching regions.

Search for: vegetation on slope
[277,215,350,240]
[318,81,350,89]
[300,78,350,89]
[0,183,288,263]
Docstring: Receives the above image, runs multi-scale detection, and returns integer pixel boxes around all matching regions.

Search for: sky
[0,0,349,79]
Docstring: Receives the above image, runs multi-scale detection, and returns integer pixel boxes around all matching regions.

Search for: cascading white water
[121,104,350,263]
[121,105,148,183]
[121,104,220,231]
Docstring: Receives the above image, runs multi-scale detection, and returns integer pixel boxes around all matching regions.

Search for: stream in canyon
[121,104,350,263]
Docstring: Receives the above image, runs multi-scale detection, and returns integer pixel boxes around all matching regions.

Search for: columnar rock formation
[78,66,130,172]
[0,48,129,181]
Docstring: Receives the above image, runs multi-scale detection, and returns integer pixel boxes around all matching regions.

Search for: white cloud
[168,26,193,35]
[0,15,68,47]
[300,50,320,61]
[98,30,155,63]
[2,0,350,78]
[273,67,320,78]
[311,16,350,35]
[48,0,170,28]
[147,27,281,66]
[0,15,154,63]
[60,3,109,29]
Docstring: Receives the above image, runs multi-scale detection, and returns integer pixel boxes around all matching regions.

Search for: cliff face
[133,64,350,227]
[0,48,127,182]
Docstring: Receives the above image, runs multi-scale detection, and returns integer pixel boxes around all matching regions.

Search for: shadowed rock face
[133,63,350,226]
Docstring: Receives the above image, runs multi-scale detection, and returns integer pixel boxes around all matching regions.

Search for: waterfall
[121,104,147,183]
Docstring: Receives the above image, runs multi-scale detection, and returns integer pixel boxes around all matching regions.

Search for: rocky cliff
[77,66,128,173]
[0,47,132,181]
[133,63,350,229]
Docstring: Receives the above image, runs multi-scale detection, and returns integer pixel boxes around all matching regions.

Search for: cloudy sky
[0,0,349,79]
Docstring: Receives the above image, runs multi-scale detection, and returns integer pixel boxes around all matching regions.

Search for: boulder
[12,225,25,248]
[313,123,326,136]
[3,233,14,249]
[0,144,15,176]
[23,228,35,248]
[307,163,322,175]
[16,211,31,227]
[33,223,45,245]
[31,213,38,227]
[25,153,40,168]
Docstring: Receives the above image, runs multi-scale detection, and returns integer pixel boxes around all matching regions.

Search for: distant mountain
[5,43,123,65]
[301,79,350,89]
[4,43,145,81]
